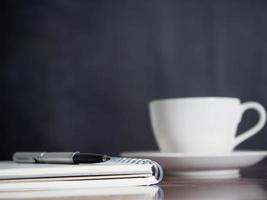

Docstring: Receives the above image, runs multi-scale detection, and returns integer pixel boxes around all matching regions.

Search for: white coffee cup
[149,97,266,154]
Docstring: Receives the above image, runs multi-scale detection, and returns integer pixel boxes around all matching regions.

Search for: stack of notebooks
[0,157,163,192]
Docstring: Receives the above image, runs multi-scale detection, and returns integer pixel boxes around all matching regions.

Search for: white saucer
[121,151,267,179]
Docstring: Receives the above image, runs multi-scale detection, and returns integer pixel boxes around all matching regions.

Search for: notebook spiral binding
[110,157,163,182]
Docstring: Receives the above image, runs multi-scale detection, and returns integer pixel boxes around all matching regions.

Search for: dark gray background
[2,0,267,160]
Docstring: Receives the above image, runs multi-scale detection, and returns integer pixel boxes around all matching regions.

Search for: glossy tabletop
[161,165,267,200]
[2,165,267,200]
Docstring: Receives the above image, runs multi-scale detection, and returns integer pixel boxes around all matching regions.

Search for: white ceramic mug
[149,97,266,154]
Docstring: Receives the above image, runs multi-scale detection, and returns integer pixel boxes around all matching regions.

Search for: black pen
[13,152,110,164]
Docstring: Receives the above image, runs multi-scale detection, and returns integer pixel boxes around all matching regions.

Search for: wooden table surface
[160,165,267,200]
[2,165,267,200]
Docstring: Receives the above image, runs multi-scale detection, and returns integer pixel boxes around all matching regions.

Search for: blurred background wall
[2,0,267,160]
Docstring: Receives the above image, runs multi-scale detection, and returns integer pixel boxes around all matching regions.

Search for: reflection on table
[162,167,267,200]
[163,180,266,200]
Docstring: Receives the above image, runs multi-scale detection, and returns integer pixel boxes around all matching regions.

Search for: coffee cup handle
[233,102,266,148]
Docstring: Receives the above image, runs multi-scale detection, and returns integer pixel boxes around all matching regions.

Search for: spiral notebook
[0,186,163,200]
[0,158,163,191]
